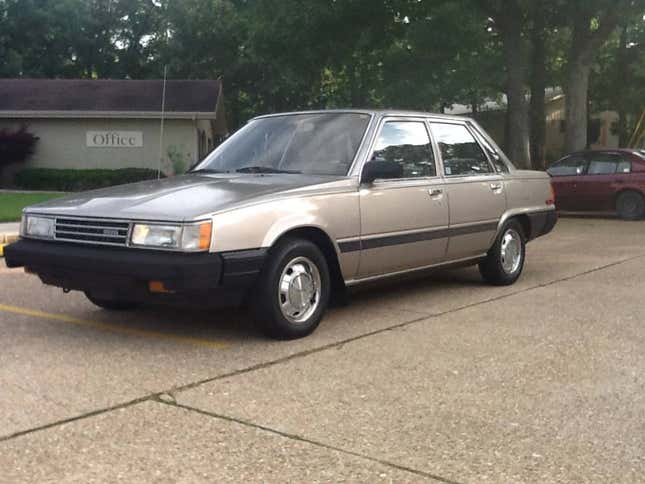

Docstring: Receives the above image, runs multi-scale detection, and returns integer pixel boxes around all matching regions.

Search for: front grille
[54,217,131,246]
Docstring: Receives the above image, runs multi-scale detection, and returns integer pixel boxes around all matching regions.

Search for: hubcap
[278,256,321,324]
[623,197,637,214]
[500,229,522,274]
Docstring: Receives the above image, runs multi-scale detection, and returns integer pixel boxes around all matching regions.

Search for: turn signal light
[149,280,174,294]
[199,222,212,250]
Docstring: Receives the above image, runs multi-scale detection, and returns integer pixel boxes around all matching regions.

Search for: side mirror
[361,160,402,184]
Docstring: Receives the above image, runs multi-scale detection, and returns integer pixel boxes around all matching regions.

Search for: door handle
[490,183,503,191]
[428,188,443,197]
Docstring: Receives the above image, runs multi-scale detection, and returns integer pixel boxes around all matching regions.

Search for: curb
[0,234,19,258]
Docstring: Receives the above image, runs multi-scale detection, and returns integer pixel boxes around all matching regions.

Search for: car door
[357,118,449,277]
[575,153,621,211]
[429,121,506,260]
[546,155,588,210]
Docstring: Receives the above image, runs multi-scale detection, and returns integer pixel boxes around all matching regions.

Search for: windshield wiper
[189,168,226,174]
[235,166,301,174]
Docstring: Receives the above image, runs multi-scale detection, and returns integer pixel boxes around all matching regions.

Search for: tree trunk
[499,1,530,168]
[471,95,479,115]
[529,5,547,169]
[564,7,621,153]
[565,58,592,152]
[616,24,629,147]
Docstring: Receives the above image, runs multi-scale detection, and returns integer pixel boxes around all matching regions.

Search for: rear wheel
[616,191,645,220]
[479,220,526,286]
[250,238,330,340]
[85,292,141,311]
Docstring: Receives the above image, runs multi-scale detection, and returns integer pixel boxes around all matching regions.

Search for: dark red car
[547,149,645,220]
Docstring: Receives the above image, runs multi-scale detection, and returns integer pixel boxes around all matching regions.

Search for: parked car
[5,110,556,339]
[547,149,645,219]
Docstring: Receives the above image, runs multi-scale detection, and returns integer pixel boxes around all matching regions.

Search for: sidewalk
[0,222,20,257]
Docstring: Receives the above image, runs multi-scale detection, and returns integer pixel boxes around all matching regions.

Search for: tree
[0,0,641,151]
[475,0,531,168]
[110,0,165,79]
[529,2,548,169]
[381,0,502,113]
[563,0,627,152]
[0,0,84,77]
[590,12,645,146]
[0,126,38,177]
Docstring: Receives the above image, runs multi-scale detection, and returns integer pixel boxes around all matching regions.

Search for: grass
[0,192,65,222]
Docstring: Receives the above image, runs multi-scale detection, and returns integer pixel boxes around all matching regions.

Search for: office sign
[87,131,143,148]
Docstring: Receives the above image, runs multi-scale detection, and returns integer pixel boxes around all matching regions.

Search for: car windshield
[194,112,371,176]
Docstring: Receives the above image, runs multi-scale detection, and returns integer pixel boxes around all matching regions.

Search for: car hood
[25,173,345,222]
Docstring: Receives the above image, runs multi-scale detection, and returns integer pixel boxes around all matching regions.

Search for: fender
[496,206,557,242]
[210,191,360,256]
[263,218,340,255]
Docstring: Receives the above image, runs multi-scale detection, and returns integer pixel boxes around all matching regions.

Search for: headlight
[130,221,212,251]
[131,224,182,249]
[23,215,55,238]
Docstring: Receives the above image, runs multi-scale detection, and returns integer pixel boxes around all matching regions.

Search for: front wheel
[479,220,526,286]
[250,238,330,340]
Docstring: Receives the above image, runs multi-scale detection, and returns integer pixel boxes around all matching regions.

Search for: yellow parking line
[0,303,228,349]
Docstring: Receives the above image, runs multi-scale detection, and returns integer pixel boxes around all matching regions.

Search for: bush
[14,168,163,191]
[0,126,39,166]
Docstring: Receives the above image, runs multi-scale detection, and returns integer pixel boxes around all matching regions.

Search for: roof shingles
[0,79,220,113]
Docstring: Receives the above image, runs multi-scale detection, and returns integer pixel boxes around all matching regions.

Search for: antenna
[157,65,168,179]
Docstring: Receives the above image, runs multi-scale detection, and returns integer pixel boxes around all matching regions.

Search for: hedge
[14,168,164,191]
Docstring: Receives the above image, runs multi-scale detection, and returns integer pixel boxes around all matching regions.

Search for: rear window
[617,160,632,173]
[587,153,632,175]
[430,123,493,176]
[586,153,620,175]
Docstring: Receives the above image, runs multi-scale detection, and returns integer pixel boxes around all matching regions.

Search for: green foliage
[166,145,189,175]
[0,126,38,166]
[0,0,164,78]
[0,192,65,222]
[590,18,645,143]
[381,0,503,111]
[14,168,162,191]
[0,0,642,151]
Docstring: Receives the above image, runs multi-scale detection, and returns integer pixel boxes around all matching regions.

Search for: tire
[250,238,331,340]
[85,292,141,311]
[479,220,526,286]
[616,191,645,220]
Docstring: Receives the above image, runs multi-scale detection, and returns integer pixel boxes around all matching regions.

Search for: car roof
[251,109,472,123]
[567,148,644,157]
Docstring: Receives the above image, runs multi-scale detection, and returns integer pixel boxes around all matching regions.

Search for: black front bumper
[4,239,267,306]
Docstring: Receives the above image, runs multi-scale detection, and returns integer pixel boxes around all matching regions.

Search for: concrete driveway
[1,217,644,483]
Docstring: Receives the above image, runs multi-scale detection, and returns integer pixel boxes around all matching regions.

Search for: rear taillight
[546,183,555,205]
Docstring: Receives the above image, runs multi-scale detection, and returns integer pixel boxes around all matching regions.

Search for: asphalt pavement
[1,217,644,483]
